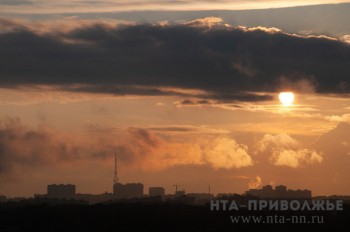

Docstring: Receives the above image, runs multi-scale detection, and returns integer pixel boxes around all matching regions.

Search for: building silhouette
[275,185,287,197]
[245,185,311,198]
[47,184,76,199]
[113,183,144,199]
[149,187,165,198]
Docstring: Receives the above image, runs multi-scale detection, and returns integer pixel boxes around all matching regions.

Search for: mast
[113,146,118,185]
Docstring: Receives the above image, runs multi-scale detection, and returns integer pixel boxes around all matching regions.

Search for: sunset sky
[1,0,350,198]
[0,0,349,12]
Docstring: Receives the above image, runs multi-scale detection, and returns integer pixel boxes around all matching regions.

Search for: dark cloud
[0,18,349,102]
[63,85,174,96]
[178,99,209,105]
[149,126,196,132]
[127,127,160,147]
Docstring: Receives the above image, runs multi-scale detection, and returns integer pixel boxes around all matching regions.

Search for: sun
[279,92,294,106]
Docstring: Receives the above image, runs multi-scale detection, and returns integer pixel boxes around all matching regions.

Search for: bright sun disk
[279,92,294,106]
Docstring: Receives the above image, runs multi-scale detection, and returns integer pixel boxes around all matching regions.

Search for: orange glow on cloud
[0,0,348,14]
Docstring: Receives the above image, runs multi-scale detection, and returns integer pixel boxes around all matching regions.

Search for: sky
[0,0,349,13]
[1,0,350,197]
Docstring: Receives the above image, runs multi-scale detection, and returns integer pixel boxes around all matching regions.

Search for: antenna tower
[113,146,118,185]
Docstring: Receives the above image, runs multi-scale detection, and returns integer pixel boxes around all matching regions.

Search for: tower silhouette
[113,146,118,185]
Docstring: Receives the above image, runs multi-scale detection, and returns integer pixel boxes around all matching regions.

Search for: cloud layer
[1,116,326,178]
[0,118,254,178]
[256,134,323,168]
[0,117,114,175]
[0,17,349,103]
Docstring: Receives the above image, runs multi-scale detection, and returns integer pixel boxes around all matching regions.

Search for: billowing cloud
[270,148,323,168]
[256,134,300,151]
[341,35,350,43]
[204,137,253,169]
[183,17,224,27]
[256,134,323,168]
[0,17,349,103]
[326,114,350,123]
[241,25,282,34]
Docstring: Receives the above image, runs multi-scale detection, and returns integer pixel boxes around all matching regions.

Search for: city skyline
[1,182,317,200]
[1,1,350,198]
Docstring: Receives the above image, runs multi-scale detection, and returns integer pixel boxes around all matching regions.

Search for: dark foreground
[0,201,349,232]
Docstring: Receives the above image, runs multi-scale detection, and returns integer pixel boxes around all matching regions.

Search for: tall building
[275,185,287,198]
[47,184,76,199]
[113,183,144,199]
[149,187,165,197]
